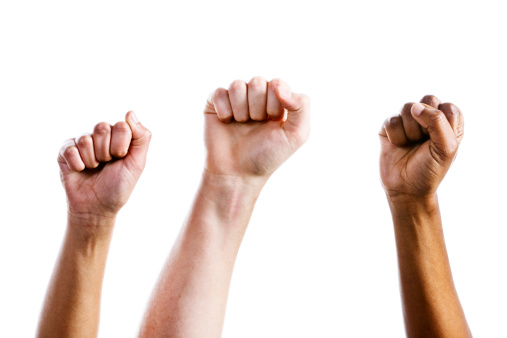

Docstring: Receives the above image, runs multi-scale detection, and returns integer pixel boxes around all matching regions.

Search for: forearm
[139,172,265,338]
[37,215,115,338]
[388,195,471,338]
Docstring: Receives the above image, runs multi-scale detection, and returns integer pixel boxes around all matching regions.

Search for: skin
[37,111,151,338]
[139,77,310,338]
[379,95,471,337]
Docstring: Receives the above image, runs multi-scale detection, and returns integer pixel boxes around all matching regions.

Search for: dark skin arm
[379,96,471,337]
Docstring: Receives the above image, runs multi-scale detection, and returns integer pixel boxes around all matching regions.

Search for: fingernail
[411,103,425,117]
[278,87,292,99]
[131,111,139,123]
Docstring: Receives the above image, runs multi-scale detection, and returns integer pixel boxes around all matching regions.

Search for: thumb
[125,111,152,165]
[275,86,310,145]
[411,103,458,163]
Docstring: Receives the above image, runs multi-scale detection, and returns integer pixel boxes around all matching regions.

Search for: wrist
[201,169,266,195]
[387,193,440,219]
[197,170,265,225]
[67,211,117,241]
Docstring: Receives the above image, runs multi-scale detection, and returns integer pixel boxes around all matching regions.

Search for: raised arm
[139,77,310,337]
[37,112,151,338]
[379,96,471,337]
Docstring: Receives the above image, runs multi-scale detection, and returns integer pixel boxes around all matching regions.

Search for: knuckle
[63,145,77,158]
[88,161,99,169]
[215,88,229,100]
[215,87,227,95]
[422,94,438,103]
[113,121,130,133]
[248,76,267,88]
[439,103,458,117]
[250,112,266,121]
[439,102,453,111]
[220,111,233,119]
[401,102,414,115]
[270,78,283,87]
[234,115,249,122]
[229,80,246,92]
[97,152,112,161]
[76,135,92,147]
[389,115,401,127]
[217,115,232,123]
[94,122,111,136]
[112,148,128,158]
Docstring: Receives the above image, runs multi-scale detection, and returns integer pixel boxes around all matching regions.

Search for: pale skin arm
[37,111,151,338]
[379,96,471,337]
[139,77,310,338]
[139,173,263,337]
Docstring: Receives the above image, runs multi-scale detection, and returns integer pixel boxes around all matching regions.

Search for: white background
[1,0,506,337]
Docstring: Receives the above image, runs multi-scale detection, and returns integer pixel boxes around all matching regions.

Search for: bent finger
[76,133,100,169]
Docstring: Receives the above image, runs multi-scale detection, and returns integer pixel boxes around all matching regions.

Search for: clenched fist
[204,77,310,181]
[57,111,152,222]
[137,78,309,337]
[379,95,464,199]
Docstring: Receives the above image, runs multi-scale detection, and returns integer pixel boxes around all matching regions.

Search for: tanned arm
[37,112,151,338]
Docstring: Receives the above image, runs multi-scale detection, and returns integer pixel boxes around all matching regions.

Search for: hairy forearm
[139,171,265,338]
[37,215,115,338]
[388,195,471,338]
